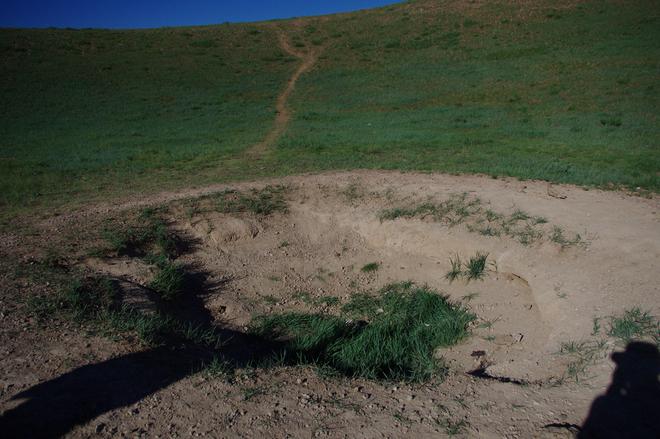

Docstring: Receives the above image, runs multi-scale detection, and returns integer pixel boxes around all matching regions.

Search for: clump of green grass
[361,262,380,273]
[445,254,462,282]
[464,253,489,280]
[513,224,543,245]
[557,339,608,383]
[61,277,120,321]
[215,185,287,216]
[379,193,479,225]
[557,307,658,383]
[608,308,659,344]
[148,259,186,301]
[250,282,475,382]
[99,213,177,258]
[99,212,189,301]
[379,194,583,248]
[475,225,500,237]
[445,252,489,282]
[550,226,583,248]
[203,356,235,381]
[509,209,530,222]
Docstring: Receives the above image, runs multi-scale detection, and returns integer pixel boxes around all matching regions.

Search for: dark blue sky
[1,0,400,29]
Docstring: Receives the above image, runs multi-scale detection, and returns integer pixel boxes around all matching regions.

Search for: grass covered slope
[1,0,658,219]
[277,0,659,188]
[0,24,294,212]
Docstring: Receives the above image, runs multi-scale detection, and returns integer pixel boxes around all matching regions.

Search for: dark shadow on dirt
[579,341,660,439]
[0,266,284,438]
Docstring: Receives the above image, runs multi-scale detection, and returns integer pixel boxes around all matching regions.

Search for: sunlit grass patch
[608,308,659,345]
[380,193,585,247]
[215,185,288,216]
[445,252,490,283]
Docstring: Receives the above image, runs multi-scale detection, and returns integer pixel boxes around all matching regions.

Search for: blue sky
[1,0,399,29]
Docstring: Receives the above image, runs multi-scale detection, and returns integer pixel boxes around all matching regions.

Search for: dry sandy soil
[0,170,658,438]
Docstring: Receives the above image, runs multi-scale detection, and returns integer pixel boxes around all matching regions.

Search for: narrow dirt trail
[246,31,322,157]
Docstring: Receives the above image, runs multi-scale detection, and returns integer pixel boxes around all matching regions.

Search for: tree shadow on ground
[579,341,660,438]
[0,267,285,439]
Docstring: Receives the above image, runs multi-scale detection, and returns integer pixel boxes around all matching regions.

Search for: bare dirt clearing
[1,171,658,438]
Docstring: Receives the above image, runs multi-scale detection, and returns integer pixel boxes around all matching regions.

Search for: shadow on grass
[579,341,660,438]
[0,268,285,439]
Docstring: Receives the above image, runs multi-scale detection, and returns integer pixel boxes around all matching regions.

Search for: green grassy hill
[1,0,658,219]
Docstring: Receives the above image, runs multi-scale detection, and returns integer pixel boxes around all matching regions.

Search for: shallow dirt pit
[2,171,659,438]
[86,171,659,383]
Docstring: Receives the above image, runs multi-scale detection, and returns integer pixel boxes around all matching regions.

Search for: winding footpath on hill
[247,30,322,157]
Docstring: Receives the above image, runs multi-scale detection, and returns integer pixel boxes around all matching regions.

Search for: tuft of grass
[608,308,659,344]
[550,226,583,248]
[477,225,500,237]
[510,209,530,222]
[513,224,543,245]
[148,260,185,301]
[204,356,235,381]
[100,215,177,258]
[361,262,380,273]
[484,209,503,222]
[215,186,287,216]
[446,252,489,282]
[379,193,584,248]
[558,339,608,383]
[559,340,589,355]
[63,277,120,321]
[250,282,475,382]
[445,254,462,282]
[464,252,488,280]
